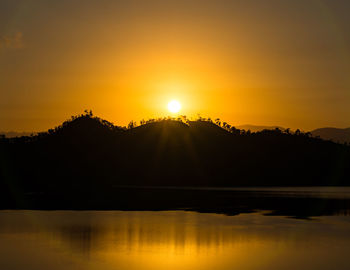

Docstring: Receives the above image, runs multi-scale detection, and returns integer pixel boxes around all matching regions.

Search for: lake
[1,187,350,270]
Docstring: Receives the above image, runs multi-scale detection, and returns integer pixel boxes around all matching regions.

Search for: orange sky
[1,0,350,131]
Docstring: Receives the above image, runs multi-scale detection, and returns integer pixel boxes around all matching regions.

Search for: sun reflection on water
[0,211,350,270]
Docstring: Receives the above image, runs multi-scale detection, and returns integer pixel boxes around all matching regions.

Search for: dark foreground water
[1,187,350,270]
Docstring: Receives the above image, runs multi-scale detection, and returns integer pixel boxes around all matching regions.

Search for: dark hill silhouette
[311,127,350,144]
[1,111,350,208]
[1,112,350,213]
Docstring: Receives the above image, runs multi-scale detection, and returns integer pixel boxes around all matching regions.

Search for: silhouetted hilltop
[43,111,125,140]
[1,112,350,199]
[311,127,350,144]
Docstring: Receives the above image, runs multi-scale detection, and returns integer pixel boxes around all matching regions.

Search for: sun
[168,100,181,113]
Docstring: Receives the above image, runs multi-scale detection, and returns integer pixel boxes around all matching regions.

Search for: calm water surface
[1,187,350,270]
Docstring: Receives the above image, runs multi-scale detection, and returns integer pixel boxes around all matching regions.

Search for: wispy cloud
[0,32,24,49]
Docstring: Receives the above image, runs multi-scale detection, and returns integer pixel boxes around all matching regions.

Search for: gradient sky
[1,0,350,131]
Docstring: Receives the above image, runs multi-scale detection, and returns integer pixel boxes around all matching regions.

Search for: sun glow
[167,100,181,114]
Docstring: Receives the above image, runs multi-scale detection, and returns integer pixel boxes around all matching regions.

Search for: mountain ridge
[311,127,350,144]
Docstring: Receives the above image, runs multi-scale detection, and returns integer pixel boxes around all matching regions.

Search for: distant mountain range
[311,127,350,144]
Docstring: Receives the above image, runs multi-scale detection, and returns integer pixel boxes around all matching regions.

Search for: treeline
[1,110,320,142]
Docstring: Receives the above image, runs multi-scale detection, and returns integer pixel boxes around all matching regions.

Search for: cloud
[0,32,24,49]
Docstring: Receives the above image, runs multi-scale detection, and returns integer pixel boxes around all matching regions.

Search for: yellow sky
[1,0,350,131]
